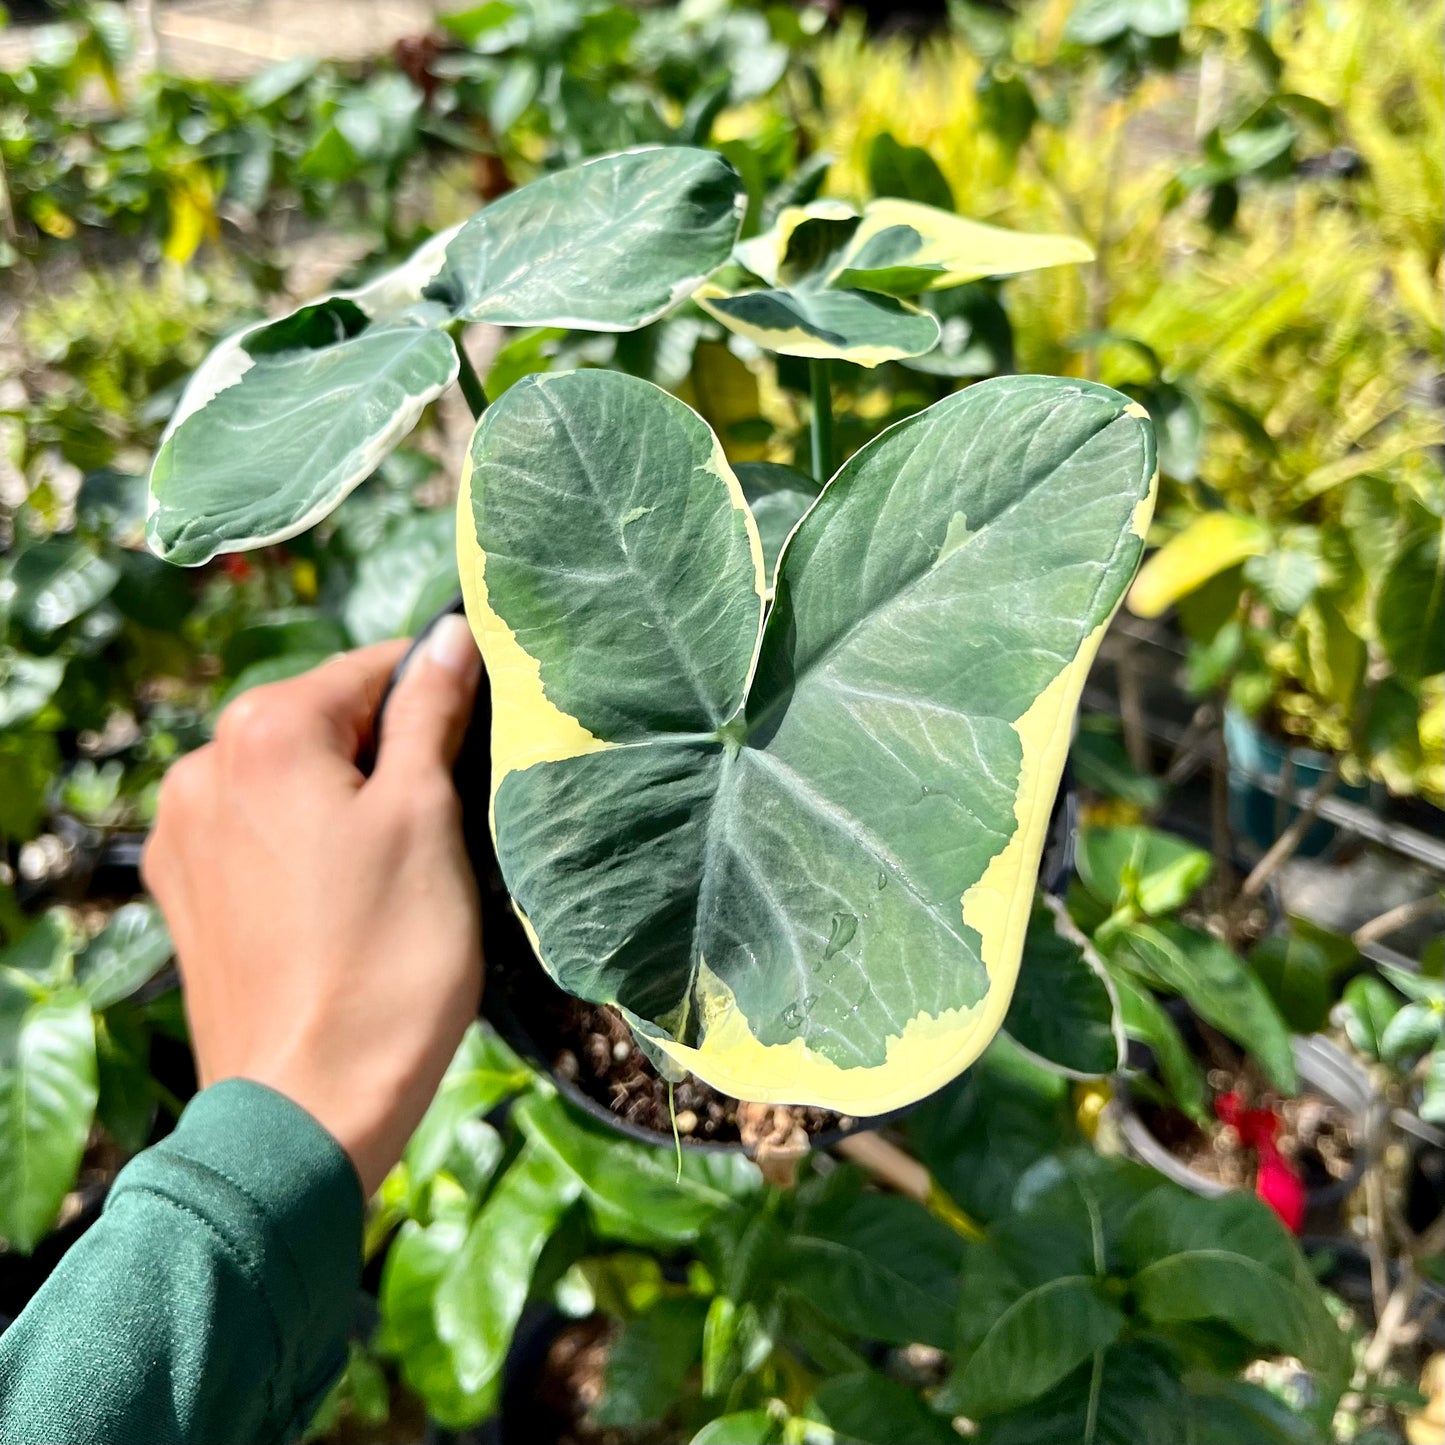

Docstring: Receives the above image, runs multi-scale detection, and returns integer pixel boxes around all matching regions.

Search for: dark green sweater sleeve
[0,1079,363,1445]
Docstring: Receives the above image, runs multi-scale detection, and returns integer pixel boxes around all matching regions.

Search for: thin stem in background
[808,357,833,485]
[1116,640,1151,774]
[1353,893,1444,949]
[451,328,489,422]
[1240,753,1344,900]
[1083,1349,1104,1445]
[1210,703,1236,890]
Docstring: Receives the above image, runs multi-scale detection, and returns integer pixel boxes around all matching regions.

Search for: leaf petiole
[451,326,489,422]
[808,357,833,485]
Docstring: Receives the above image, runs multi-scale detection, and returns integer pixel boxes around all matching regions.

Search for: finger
[374,614,482,783]
[216,640,409,768]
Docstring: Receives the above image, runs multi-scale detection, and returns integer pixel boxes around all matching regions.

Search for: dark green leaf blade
[944,1275,1126,1417]
[513,1092,760,1246]
[1005,899,1122,1076]
[1111,921,1298,1092]
[781,1176,966,1347]
[0,990,98,1253]
[76,900,172,1010]
[810,1370,957,1445]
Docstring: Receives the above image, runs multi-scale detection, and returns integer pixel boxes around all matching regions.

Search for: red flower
[1214,1091,1306,1233]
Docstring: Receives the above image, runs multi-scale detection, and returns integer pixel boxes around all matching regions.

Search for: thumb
[375,614,482,780]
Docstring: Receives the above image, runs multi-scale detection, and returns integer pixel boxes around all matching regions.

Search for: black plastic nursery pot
[12,820,148,910]
[385,599,1078,1158]
[1114,1031,1386,1236]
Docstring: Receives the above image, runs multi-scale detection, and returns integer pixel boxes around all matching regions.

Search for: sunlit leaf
[462,369,1155,1111]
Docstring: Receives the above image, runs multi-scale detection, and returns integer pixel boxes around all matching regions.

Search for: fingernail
[424,614,481,682]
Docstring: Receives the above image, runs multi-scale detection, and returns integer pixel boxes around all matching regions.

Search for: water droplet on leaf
[823,911,858,960]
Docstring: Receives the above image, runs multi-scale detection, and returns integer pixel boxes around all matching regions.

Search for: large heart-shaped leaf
[0,988,98,1252]
[460,369,1155,1111]
[433,145,745,327]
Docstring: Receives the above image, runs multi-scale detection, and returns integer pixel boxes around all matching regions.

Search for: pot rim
[1113,1032,1386,1206]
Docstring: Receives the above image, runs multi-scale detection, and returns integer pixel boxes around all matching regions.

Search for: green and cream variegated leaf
[706,195,1089,365]
[735,461,820,587]
[731,200,860,286]
[147,290,460,565]
[695,280,941,367]
[433,146,745,328]
[459,370,1155,1112]
[828,199,1094,294]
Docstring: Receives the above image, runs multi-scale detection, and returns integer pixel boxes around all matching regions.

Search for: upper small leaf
[433,146,745,328]
[701,195,1091,367]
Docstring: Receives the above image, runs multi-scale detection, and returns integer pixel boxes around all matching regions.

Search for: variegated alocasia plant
[146,145,745,564]
[696,198,1093,367]
[459,368,1156,1113]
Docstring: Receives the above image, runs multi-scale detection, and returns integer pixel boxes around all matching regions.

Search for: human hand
[143,618,484,1195]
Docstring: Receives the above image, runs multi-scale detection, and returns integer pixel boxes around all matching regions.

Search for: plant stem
[1353,893,1444,948]
[808,358,833,485]
[452,329,488,421]
[1210,702,1236,890]
[1240,753,1344,900]
[1083,1349,1104,1445]
[1116,640,1151,773]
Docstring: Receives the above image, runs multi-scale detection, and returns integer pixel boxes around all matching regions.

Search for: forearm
[0,1081,363,1445]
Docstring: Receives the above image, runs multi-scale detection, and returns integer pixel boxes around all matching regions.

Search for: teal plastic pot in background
[1224,707,1372,860]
